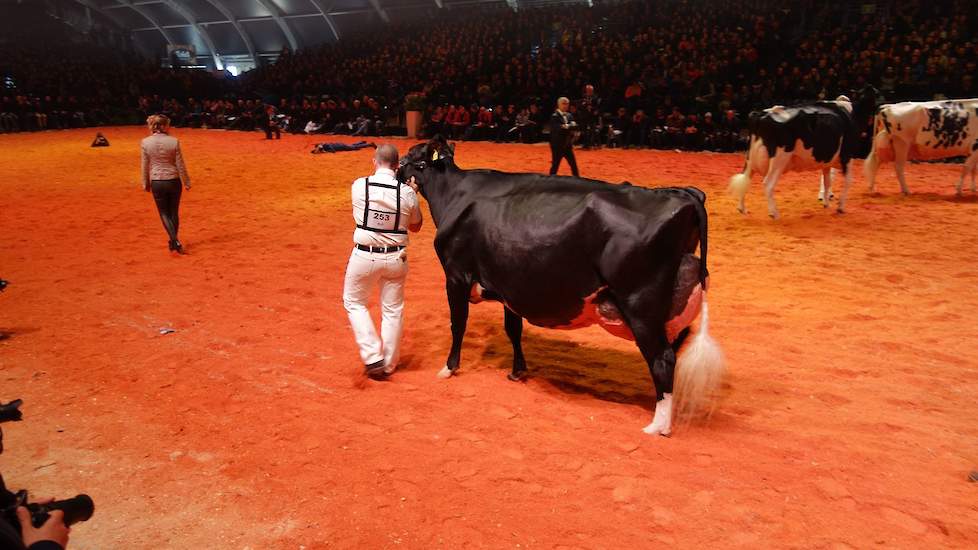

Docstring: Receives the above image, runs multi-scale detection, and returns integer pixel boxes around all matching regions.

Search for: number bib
[358,178,406,235]
[367,209,398,231]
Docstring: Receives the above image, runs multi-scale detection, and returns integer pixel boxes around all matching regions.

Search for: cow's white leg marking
[819,167,833,206]
[763,150,791,219]
[642,393,673,436]
[837,165,854,213]
[892,138,911,195]
[959,152,978,195]
[437,365,454,379]
[956,164,969,196]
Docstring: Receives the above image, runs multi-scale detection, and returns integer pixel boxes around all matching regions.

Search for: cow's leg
[437,280,470,379]
[619,312,673,435]
[503,308,527,381]
[837,164,855,214]
[956,163,969,196]
[892,139,911,195]
[637,329,675,436]
[958,152,978,195]
[763,151,790,219]
[819,167,833,206]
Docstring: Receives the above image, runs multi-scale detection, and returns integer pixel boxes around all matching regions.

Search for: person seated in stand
[450,104,471,140]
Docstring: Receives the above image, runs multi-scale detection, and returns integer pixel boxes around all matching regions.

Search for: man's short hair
[375,144,398,167]
[557,96,570,105]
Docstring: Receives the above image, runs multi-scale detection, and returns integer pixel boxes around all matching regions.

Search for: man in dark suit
[548,97,579,176]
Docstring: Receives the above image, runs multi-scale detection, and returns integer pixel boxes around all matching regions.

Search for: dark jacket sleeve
[28,542,64,550]
[549,112,565,146]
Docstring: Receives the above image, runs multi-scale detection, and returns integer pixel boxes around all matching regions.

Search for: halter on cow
[397,136,725,435]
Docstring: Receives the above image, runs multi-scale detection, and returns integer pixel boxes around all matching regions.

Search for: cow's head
[851,86,882,118]
[397,135,455,197]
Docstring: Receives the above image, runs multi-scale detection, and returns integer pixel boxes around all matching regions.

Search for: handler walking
[141,114,191,253]
[343,144,423,379]
[548,96,580,176]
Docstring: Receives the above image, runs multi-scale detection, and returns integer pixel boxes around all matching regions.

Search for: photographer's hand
[17,505,69,550]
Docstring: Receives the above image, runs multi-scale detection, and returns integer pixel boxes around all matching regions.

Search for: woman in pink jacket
[141,114,191,254]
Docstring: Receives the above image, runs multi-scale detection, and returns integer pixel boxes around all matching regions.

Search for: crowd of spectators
[2,0,976,152]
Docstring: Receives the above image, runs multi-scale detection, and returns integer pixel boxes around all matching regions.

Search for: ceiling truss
[72,0,508,67]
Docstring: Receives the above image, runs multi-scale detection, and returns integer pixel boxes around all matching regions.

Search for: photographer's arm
[17,506,68,550]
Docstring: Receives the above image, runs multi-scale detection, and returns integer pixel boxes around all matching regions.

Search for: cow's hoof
[836,207,846,214]
[642,422,671,437]
[436,366,455,379]
[507,371,527,382]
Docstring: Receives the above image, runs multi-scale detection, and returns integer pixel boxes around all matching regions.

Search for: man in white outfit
[343,144,423,379]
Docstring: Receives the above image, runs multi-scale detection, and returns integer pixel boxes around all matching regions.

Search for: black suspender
[358,177,407,235]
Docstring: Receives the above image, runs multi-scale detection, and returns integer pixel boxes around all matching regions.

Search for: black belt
[355,244,405,254]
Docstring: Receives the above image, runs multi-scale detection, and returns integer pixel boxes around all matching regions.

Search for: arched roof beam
[161,0,222,68]
[199,0,257,68]
[367,0,391,23]
[72,0,153,56]
[253,0,299,51]
[309,0,341,42]
[116,0,178,49]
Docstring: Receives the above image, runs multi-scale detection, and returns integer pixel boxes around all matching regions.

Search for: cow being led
[397,136,725,436]
[728,87,879,219]
[864,99,978,195]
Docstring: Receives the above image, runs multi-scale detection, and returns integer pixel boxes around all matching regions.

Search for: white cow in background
[865,99,978,195]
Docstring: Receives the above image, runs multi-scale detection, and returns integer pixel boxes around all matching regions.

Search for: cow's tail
[864,111,881,191]
[674,194,726,421]
[728,135,755,205]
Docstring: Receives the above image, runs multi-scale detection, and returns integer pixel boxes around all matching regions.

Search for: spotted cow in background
[865,99,978,195]
[728,87,879,219]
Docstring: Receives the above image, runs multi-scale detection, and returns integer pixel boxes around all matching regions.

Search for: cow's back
[748,104,851,174]
[440,178,702,325]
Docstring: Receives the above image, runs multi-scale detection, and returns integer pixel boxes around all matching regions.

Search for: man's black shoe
[365,360,389,380]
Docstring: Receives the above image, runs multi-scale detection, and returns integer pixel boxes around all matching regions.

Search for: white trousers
[342,248,408,370]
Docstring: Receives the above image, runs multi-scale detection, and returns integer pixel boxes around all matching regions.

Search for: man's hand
[405,176,418,192]
[184,181,192,191]
[143,183,150,192]
[17,505,70,549]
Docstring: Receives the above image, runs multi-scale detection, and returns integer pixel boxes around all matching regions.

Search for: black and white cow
[864,99,978,195]
[729,88,878,218]
[397,136,725,436]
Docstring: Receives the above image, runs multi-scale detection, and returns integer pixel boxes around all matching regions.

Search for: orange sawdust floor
[1,127,976,549]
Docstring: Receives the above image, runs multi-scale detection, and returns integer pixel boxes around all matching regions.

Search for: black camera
[0,399,94,548]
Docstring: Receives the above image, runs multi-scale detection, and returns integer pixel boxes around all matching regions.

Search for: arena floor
[1,127,976,549]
